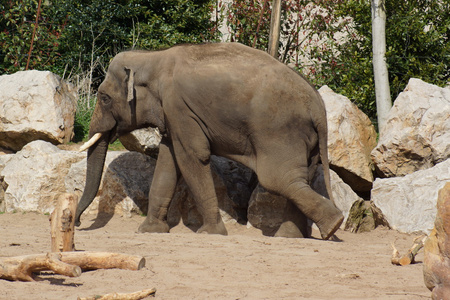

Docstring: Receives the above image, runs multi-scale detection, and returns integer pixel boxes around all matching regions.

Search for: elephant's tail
[314,97,335,206]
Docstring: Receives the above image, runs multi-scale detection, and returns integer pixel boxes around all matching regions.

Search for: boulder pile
[0,71,449,237]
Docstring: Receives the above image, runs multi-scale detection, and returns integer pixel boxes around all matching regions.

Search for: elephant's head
[74,52,165,226]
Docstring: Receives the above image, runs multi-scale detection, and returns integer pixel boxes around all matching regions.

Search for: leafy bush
[226,0,271,50]
[225,0,450,123]
[73,97,96,142]
[0,0,63,74]
[1,0,221,142]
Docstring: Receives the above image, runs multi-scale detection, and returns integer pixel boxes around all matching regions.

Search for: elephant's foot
[316,209,344,240]
[197,220,228,235]
[274,221,306,238]
[138,216,169,233]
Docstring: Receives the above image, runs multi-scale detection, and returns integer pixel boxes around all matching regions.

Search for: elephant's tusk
[154,127,162,139]
[78,133,103,152]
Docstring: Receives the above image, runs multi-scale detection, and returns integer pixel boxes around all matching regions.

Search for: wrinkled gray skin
[75,43,343,240]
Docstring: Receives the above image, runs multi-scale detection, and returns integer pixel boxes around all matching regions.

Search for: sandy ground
[0,212,430,300]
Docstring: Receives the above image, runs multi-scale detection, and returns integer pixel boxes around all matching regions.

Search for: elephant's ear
[124,67,135,103]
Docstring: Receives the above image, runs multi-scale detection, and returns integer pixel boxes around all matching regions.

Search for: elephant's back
[172,43,279,69]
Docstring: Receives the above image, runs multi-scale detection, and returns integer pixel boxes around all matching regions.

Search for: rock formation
[372,159,450,234]
[0,71,77,151]
[372,78,450,177]
[319,85,377,193]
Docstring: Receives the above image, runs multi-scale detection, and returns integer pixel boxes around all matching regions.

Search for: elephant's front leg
[138,139,180,233]
[172,141,228,236]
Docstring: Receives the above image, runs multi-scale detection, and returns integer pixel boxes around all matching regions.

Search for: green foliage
[1,0,221,142]
[53,0,220,89]
[134,0,221,50]
[226,0,449,123]
[384,0,450,98]
[226,0,271,50]
[328,0,450,121]
[0,0,63,74]
[1,0,220,79]
[73,97,96,142]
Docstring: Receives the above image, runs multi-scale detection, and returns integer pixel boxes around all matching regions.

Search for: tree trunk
[268,0,282,58]
[371,0,392,133]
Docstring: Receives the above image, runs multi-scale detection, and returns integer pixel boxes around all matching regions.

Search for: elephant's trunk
[74,132,110,226]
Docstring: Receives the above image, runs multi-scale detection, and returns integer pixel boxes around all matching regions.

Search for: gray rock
[0,71,77,151]
[371,159,450,234]
[66,151,156,219]
[371,78,450,177]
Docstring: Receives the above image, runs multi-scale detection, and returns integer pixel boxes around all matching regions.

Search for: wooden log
[60,252,146,271]
[0,253,81,282]
[391,235,427,266]
[0,252,145,282]
[77,288,156,300]
[50,193,78,252]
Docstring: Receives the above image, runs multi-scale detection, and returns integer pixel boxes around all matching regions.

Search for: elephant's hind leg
[256,155,343,240]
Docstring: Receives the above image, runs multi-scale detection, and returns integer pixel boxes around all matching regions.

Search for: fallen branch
[391,235,427,266]
[77,288,156,300]
[0,252,81,282]
[0,252,145,282]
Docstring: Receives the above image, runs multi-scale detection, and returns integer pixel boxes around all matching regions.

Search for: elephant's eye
[99,93,112,105]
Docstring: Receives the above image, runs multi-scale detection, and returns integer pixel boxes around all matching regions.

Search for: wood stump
[50,193,77,252]
[1,193,146,282]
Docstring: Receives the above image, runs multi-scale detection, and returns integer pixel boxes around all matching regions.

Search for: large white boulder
[1,141,84,213]
[371,159,450,234]
[371,78,450,177]
[0,70,77,151]
[319,86,377,192]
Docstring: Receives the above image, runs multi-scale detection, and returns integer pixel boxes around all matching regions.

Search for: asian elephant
[75,42,344,240]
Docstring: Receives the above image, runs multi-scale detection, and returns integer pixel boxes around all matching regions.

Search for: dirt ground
[0,212,431,300]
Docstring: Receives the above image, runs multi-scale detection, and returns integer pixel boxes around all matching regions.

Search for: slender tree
[371,0,392,132]
[268,0,282,58]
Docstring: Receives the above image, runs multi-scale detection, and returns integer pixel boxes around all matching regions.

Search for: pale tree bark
[268,0,282,58]
[371,0,392,133]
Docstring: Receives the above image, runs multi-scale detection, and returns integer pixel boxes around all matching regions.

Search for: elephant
[75,42,344,240]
